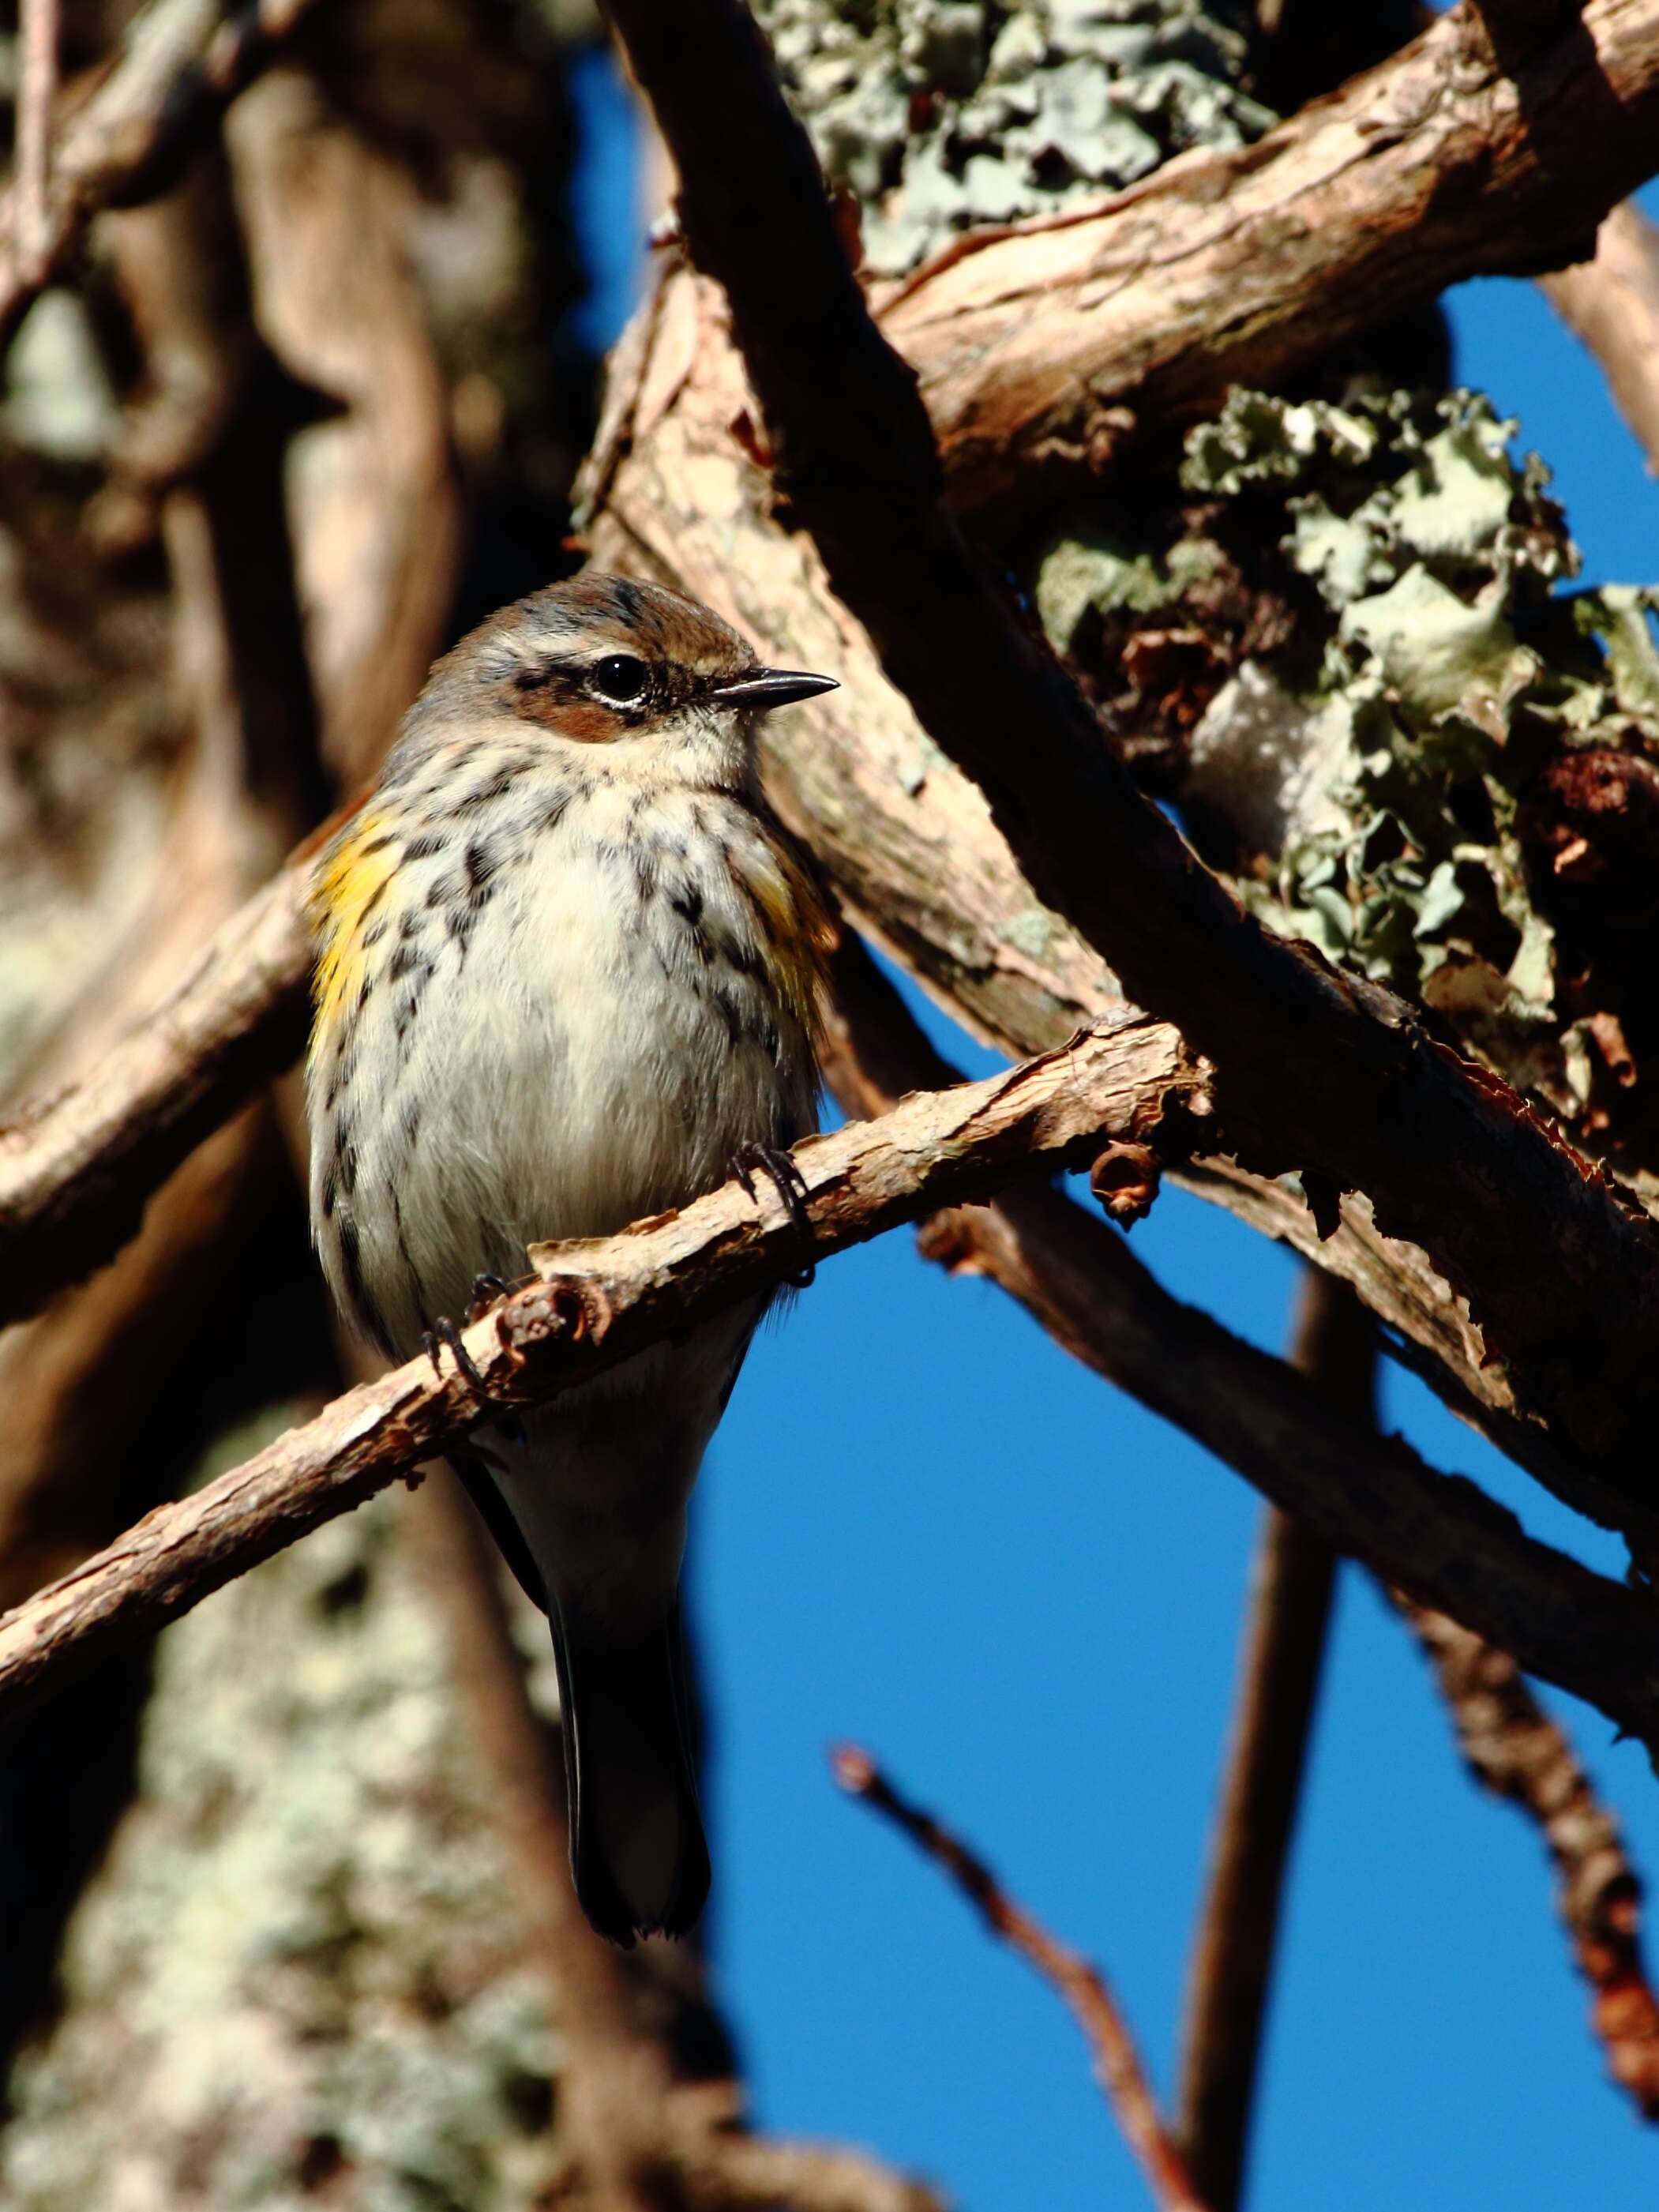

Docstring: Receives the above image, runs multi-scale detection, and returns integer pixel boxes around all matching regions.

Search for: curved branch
[1543,198,1659,475]
[832,1744,1205,2212]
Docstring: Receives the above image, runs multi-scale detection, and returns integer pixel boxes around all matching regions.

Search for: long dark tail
[547,1596,711,1947]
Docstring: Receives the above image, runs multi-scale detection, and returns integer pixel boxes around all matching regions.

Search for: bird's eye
[588,653,650,707]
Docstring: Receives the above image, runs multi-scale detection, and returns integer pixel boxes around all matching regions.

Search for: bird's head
[390,573,837,788]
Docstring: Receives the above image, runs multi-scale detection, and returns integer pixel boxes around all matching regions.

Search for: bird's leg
[730,1140,816,1288]
[423,1313,492,1399]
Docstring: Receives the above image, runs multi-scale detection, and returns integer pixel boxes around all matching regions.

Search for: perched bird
[306,573,835,1943]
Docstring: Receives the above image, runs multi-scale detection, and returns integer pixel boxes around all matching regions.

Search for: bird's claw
[730,1141,816,1289]
[423,1313,491,1399]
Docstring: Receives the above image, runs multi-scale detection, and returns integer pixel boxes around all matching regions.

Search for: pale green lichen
[1042,384,1659,1119]
[753,0,1273,273]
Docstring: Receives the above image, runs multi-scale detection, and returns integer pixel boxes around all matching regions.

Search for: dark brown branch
[831,1744,1204,2212]
[1400,1598,1659,2120]
[0,0,323,351]
[1543,200,1659,475]
[0,1015,1203,1726]
[1175,1276,1363,2212]
[602,0,1659,1552]
[815,939,1659,1767]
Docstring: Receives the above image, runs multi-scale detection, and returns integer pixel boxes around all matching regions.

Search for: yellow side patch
[745,839,834,1042]
[310,813,399,1046]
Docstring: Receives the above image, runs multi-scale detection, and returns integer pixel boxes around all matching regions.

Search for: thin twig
[831,1744,1206,2212]
[1174,1274,1366,2212]
[14,0,58,284]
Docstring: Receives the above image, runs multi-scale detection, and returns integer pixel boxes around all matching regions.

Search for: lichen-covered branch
[831,1744,1204,2212]
[0,0,324,349]
[0,1014,1203,1725]
[876,0,1659,515]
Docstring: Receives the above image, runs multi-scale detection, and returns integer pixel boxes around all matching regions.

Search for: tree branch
[816,939,1659,1764]
[878,0,1654,514]
[831,1744,1204,2212]
[1542,198,1659,475]
[602,0,1659,1553]
[0,847,313,1330]
[0,0,323,351]
[0,1015,1203,1726]
[1174,1274,1360,2212]
[17,1,1659,1528]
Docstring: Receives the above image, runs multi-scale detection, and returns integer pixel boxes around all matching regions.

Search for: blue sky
[569,64,1659,2211]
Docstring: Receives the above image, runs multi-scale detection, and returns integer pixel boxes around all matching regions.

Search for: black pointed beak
[711,667,839,710]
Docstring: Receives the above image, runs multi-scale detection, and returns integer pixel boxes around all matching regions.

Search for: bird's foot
[730,1141,816,1288]
[423,1313,491,1399]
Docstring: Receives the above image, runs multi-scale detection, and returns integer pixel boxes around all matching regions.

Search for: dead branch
[1401,1598,1659,2119]
[0,1014,1204,1725]
[0,0,323,350]
[603,0,1659,1554]
[1174,1275,1361,2212]
[831,1744,1205,2212]
[816,939,1659,1770]
[1543,199,1659,475]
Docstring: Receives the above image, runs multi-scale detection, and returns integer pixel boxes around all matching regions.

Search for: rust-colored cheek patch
[511,693,624,745]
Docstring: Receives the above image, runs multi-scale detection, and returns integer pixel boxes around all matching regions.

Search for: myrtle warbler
[306,573,836,1943]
